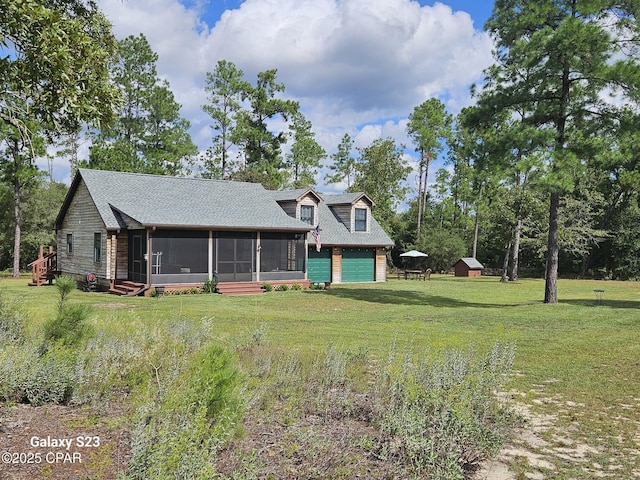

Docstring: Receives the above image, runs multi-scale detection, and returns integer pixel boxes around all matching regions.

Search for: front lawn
[1,275,638,479]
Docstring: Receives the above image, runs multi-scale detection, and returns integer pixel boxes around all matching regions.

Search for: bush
[203,277,217,293]
[42,304,93,349]
[0,293,25,344]
[375,343,516,478]
[124,344,244,479]
[261,283,273,292]
[55,275,78,311]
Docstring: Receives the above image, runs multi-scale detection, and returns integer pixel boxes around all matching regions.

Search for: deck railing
[27,246,57,286]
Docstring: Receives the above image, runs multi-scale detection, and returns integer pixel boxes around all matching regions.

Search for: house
[453,257,484,277]
[51,169,393,294]
[272,190,394,284]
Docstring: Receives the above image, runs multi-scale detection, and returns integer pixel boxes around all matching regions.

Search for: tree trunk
[472,209,480,258]
[12,178,21,278]
[501,243,511,282]
[416,155,424,238]
[544,191,560,303]
[509,218,522,282]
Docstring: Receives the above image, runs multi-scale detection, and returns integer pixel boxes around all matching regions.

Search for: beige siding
[331,247,342,283]
[375,247,387,282]
[57,180,109,279]
[298,195,319,226]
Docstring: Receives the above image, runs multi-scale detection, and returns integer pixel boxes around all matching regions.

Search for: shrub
[261,283,273,292]
[55,275,78,312]
[0,293,25,344]
[42,304,93,349]
[203,277,217,293]
[124,344,244,479]
[375,343,516,478]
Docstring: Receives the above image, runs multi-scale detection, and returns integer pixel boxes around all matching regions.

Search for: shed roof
[456,257,484,269]
[56,169,312,232]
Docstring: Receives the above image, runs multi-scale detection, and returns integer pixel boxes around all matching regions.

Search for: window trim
[300,204,314,225]
[354,208,367,232]
[66,233,73,254]
[93,232,102,263]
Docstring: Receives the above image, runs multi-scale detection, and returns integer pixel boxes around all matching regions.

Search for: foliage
[376,343,516,478]
[202,60,252,179]
[125,344,243,480]
[41,275,93,352]
[0,292,24,344]
[415,227,467,273]
[407,98,453,237]
[84,34,196,175]
[351,138,411,234]
[203,277,217,293]
[324,133,356,188]
[0,0,119,136]
[284,112,326,189]
[480,1,640,302]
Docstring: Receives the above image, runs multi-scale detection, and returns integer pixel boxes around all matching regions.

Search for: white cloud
[89,0,494,192]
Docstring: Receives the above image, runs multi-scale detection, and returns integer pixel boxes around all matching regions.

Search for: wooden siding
[57,180,108,279]
[331,204,351,230]
[331,247,342,283]
[279,200,297,218]
[454,261,482,277]
[298,195,319,226]
[375,247,387,281]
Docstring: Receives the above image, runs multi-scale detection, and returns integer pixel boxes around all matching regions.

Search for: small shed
[454,257,484,277]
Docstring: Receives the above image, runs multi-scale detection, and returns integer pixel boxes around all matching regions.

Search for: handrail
[28,246,57,286]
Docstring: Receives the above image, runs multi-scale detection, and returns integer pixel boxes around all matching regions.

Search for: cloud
[91,0,494,192]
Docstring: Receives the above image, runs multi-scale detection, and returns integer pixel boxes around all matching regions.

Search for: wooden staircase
[215,281,265,295]
[215,280,311,295]
[28,246,58,286]
[109,280,149,297]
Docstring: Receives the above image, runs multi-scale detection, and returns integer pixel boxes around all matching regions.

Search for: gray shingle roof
[311,195,393,247]
[458,257,484,269]
[63,169,312,231]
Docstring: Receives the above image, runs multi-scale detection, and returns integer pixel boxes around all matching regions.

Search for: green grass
[3,275,639,478]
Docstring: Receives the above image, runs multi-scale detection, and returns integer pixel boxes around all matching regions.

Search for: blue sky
[49,0,497,198]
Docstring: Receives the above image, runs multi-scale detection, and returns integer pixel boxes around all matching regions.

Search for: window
[152,230,208,274]
[260,233,305,272]
[354,208,367,232]
[66,234,73,254]
[300,205,314,225]
[93,233,102,263]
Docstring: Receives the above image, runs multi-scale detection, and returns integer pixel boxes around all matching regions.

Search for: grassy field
[1,275,639,479]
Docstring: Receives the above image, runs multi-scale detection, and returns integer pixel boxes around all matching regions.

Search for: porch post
[255,232,261,282]
[208,230,213,280]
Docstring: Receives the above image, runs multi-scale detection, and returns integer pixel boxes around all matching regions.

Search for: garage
[341,248,375,282]
[307,247,331,283]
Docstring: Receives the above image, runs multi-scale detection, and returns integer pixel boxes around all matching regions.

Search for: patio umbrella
[399,250,428,269]
[400,250,428,258]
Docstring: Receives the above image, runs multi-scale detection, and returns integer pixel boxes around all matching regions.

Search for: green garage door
[342,248,375,282]
[308,247,331,283]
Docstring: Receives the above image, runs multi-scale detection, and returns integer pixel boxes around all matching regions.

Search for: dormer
[272,188,323,227]
[324,193,375,233]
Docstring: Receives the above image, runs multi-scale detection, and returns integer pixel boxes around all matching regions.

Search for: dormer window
[301,205,314,225]
[355,208,367,232]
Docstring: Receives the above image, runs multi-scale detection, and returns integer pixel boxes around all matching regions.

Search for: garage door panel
[308,247,331,283]
[342,248,374,282]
